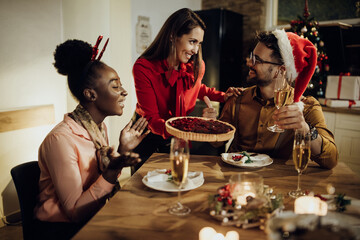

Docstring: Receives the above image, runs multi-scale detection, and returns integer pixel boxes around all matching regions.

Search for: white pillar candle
[225,231,240,240]
[294,196,328,216]
[212,233,225,240]
[199,227,240,240]
[199,227,217,240]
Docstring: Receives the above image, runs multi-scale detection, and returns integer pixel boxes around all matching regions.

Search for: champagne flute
[289,129,311,198]
[267,70,291,133]
[168,137,191,216]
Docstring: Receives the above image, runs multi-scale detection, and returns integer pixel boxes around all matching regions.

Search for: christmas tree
[289,0,329,98]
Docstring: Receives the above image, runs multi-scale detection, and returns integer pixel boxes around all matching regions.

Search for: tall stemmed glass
[289,129,311,198]
[267,70,290,132]
[168,137,191,216]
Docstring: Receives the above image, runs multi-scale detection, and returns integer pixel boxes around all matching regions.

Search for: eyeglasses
[249,52,283,66]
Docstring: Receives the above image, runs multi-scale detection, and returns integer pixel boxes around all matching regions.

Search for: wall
[0,0,64,224]
[108,0,133,148]
[202,0,267,57]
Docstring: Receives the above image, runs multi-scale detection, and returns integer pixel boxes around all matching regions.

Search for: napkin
[146,169,204,189]
[146,169,169,183]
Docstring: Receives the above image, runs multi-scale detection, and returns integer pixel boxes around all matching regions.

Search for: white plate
[221,152,273,168]
[142,170,204,192]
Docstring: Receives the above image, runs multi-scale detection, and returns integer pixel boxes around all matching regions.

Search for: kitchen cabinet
[323,109,360,175]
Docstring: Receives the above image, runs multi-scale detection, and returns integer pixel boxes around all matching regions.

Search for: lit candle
[225,231,240,240]
[213,233,225,240]
[236,192,255,206]
[229,172,263,207]
[199,227,216,240]
[294,196,328,216]
[199,227,239,240]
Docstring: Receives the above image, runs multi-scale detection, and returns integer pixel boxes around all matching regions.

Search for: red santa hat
[272,29,317,103]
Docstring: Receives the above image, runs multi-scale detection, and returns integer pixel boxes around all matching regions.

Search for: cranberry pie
[165,117,235,142]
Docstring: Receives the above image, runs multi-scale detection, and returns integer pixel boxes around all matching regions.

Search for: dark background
[278,0,359,25]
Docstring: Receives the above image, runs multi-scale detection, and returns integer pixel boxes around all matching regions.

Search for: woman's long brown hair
[140,8,206,85]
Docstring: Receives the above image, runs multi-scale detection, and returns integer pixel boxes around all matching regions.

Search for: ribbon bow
[165,62,195,116]
[337,72,351,99]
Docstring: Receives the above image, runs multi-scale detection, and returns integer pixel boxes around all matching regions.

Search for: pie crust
[165,117,235,142]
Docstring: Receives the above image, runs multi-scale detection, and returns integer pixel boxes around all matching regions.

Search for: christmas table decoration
[208,183,283,229]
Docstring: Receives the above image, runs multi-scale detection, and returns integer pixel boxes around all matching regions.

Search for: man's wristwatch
[308,124,318,141]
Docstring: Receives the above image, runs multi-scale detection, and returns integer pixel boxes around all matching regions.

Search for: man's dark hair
[255,31,284,65]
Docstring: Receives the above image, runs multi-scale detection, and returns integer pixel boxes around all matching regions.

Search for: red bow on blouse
[166,62,195,116]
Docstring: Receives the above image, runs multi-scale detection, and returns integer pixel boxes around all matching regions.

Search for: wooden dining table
[73,153,360,240]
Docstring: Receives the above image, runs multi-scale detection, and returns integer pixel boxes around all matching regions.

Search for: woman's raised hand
[118,117,150,154]
[202,96,217,119]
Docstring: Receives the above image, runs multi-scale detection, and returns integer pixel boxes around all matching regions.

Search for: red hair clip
[91,35,109,61]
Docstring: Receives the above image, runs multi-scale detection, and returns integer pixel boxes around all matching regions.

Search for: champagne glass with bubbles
[289,129,311,198]
[168,137,191,216]
[267,70,291,133]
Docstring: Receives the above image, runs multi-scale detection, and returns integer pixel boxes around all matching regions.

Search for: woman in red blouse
[132,8,240,168]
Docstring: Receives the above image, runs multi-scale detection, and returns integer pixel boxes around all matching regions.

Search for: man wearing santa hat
[215,29,337,169]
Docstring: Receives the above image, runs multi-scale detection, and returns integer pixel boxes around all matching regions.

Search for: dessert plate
[142,169,204,192]
[221,152,273,168]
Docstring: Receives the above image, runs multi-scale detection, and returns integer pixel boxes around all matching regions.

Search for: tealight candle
[199,227,217,240]
[294,196,328,216]
[229,172,263,207]
[225,231,240,240]
[236,192,256,206]
[213,233,225,240]
[199,227,239,240]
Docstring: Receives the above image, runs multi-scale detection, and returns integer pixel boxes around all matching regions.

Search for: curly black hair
[53,39,106,102]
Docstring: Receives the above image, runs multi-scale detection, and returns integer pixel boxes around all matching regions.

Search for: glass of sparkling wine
[289,129,311,198]
[168,137,191,216]
[267,70,290,133]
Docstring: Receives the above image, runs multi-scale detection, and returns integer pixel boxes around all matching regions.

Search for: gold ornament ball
[301,26,308,33]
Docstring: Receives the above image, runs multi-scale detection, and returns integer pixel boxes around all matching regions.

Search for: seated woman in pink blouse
[34,38,149,239]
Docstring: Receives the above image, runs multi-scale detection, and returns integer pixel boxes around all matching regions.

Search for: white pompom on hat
[272,29,318,103]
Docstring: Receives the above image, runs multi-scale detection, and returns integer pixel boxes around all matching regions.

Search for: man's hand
[273,103,323,156]
[273,104,310,133]
[202,96,217,119]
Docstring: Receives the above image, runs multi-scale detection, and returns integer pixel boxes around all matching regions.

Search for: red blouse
[133,58,225,139]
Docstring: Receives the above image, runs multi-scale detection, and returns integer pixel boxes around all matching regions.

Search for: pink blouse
[34,114,115,223]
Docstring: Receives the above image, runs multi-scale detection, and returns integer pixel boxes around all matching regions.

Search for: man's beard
[246,67,273,87]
